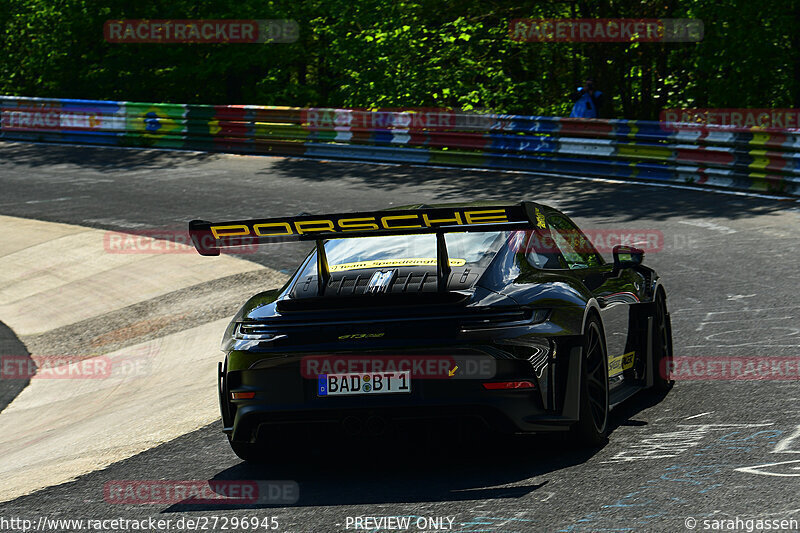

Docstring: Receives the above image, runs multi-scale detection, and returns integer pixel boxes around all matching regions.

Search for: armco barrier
[1,95,799,197]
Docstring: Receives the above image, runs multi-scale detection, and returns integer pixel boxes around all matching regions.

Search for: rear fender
[219,358,234,434]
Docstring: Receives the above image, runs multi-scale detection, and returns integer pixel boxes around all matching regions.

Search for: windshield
[299,231,508,276]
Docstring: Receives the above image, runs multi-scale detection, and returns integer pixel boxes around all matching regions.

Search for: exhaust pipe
[341,416,363,436]
[365,415,388,436]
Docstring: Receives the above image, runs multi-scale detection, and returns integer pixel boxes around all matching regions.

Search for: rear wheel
[571,316,609,447]
[652,290,674,392]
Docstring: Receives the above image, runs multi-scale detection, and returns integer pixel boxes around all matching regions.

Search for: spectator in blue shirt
[569,78,604,118]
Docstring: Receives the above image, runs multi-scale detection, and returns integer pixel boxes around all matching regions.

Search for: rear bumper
[232,391,552,443]
[222,345,586,443]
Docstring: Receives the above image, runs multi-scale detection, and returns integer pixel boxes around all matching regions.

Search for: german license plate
[317,371,411,396]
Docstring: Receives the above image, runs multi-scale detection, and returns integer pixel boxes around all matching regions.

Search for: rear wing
[189,201,545,294]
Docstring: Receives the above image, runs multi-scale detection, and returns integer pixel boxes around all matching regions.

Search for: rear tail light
[231,391,256,400]
[461,308,549,331]
[237,323,280,340]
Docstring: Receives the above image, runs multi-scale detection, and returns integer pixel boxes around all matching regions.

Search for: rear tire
[571,316,609,447]
[652,290,674,392]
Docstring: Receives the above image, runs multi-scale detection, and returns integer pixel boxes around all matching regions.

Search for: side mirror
[613,244,644,273]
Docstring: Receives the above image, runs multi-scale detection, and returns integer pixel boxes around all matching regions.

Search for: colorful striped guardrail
[1,95,799,197]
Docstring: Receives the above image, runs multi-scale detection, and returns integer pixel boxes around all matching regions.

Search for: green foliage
[1,0,798,118]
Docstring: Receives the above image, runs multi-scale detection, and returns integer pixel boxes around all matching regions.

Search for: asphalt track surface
[1,141,799,532]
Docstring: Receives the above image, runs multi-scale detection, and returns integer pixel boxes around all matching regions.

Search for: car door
[542,214,644,379]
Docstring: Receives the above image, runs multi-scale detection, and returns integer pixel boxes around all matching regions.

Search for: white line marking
[684,412,712,420]
[410,163,800,201]
[3,140,799,202]
[681,345,800,348]
[677,423,774,428]
[774,425,800,453]
[673,305,800,317]
[726,294,756,301]
[24,196,87,204]
[694,316,794,332]
[678,220,737,234]
[735,459,800,477]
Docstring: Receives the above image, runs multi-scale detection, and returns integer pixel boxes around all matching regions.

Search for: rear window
[300,231,508,275]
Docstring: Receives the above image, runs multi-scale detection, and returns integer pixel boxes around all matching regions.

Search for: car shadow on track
[0,320,33,413]
[163,389,670,512]
[0,141,220,170]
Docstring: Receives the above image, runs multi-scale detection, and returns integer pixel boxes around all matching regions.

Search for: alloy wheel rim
[585,324,608,432]
[656,296,670,376]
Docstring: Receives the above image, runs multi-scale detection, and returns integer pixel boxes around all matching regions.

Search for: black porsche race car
[189,201,673,461]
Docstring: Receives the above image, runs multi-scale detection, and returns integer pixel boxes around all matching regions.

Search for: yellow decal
[608,351,636,377]
[338,217,380,231]
[210,224,250,238]
[294,219,335,234]
[535,207,546,229]
[253,222,292,237]
[464,209,509,225]
[338,333,385,340]
[329,258,466,272]
[422,212,462,226]
[209,208,511,240]
[380,214,423,229]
